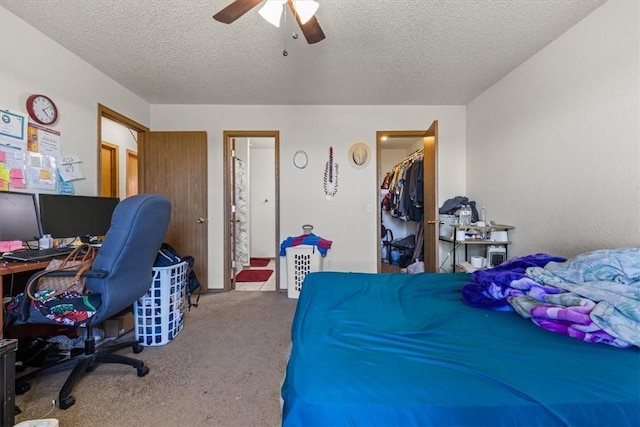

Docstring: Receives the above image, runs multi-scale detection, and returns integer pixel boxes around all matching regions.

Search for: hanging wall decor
[293,150,308,169]
[348,142,371,169]
[323,146,339,197]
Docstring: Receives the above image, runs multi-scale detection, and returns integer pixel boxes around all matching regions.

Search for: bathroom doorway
[223,131,280,291]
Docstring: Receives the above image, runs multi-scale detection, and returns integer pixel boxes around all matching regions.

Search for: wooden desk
[1,261,49,338]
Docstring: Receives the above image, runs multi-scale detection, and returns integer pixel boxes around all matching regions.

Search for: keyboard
[2,246,76,262]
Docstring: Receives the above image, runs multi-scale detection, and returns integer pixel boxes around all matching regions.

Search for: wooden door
[125,149,138,197]
[139,131,208,288]
[422,121,438,272]
[100,141,119,197]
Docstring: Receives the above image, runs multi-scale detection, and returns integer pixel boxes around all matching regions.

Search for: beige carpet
[13,291,298,427]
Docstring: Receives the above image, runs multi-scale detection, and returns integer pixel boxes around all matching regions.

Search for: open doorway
[376,122,439,273]
[223,131,280,292]
[97,104,146,198]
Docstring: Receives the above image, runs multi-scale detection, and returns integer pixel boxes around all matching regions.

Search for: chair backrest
[86,194,171,323]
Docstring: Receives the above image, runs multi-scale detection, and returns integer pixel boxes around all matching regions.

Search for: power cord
[438,242,461,272]
[38,400,57,420]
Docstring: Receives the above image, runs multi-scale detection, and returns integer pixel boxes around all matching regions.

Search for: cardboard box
[102,312,134,338]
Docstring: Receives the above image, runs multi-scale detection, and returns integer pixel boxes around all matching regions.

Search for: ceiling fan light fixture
[259,0,286,28]
[292,0,319,24]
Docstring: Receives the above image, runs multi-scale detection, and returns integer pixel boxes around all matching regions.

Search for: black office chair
[8,194,171,409]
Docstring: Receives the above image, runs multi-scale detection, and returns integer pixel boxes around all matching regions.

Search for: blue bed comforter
[281,271,640,427]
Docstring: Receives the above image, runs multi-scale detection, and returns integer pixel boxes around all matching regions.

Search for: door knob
[196,217,206,224]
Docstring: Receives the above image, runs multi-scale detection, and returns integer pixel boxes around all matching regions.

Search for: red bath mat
[236,269,273,282]
[250,258,271,267]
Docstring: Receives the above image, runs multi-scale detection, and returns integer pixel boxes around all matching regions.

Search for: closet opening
[376,123,438,273]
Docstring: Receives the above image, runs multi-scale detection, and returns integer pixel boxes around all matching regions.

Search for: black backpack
[155,242,202,310]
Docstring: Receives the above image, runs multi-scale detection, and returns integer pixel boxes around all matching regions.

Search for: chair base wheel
[15,382,30,395]
[59,395,75,410]
[137,365,149,377]
[133,343,143,354]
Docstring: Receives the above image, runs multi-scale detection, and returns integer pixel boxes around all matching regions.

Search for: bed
[281,269,640,426]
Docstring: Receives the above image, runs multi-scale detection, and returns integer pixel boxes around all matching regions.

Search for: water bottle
[479,206,487,239]
[463,205,471,225]
[39,234,52,249]
[391,250,400,266]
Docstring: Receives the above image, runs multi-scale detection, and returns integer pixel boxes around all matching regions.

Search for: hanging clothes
[382,149,424,222]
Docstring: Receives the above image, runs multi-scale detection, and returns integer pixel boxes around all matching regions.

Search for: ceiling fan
[213,0,326,44]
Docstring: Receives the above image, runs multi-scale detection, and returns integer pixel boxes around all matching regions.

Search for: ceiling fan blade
[298,15,325,44]
[213,0,264,24]
[287,0,326,44]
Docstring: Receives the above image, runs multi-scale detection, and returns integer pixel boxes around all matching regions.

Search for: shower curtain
[235,158,249,267]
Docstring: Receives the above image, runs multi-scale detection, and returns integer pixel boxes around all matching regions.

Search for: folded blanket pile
[462,248,640,348]
[461,253,566,311]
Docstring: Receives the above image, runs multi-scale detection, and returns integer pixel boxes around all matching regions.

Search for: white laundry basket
[134,261,187,346]
[285,245,323,299]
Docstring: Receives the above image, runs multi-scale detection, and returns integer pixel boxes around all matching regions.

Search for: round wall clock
[26,94,58,125]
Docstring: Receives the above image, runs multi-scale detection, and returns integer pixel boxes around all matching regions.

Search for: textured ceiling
[0,0,606,105]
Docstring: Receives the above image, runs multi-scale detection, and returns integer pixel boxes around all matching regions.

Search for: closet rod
[392,147,423,170]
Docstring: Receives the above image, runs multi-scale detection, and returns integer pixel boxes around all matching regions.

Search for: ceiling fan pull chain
[282,2,288,56]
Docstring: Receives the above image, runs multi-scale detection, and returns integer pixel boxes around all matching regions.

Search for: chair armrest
[36,269,109,279]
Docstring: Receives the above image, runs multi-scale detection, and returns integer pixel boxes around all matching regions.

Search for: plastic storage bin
[285,245,323,299]
[134,262,187,346]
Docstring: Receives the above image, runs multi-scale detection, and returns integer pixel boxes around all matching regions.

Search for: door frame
[97,104,148,194]
[223,130,280,292]
[376,123,439,272]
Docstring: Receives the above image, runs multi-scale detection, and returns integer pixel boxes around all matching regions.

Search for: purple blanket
[506,278,631,348]
[461,251,637,348]
[461,253,566,311]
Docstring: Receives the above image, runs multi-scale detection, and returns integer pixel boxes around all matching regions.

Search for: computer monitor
[0,191,43,242]
[38,194,120,241]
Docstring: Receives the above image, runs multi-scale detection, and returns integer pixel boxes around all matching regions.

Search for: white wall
[467,0,639,259]
[12,2,632,288]
[249,142,276,258]
[0,7,466,290]
[0,7,150,197]
[151,105,467,288]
